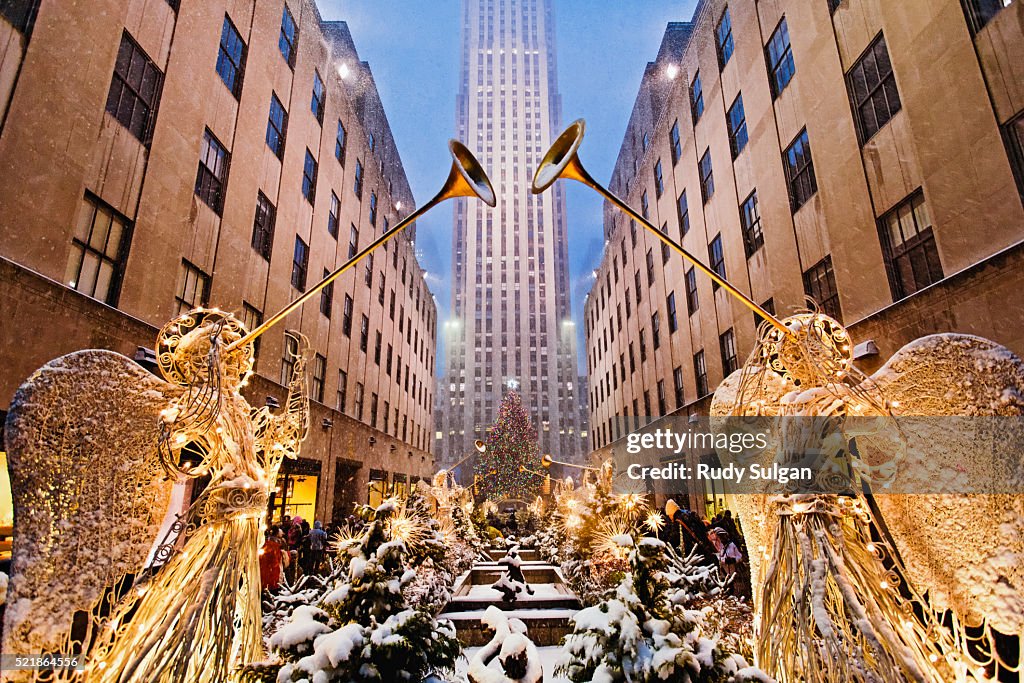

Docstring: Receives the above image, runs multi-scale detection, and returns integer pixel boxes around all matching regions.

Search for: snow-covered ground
[456,646,570,683]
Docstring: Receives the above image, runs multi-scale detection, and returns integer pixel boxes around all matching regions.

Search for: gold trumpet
[437,439,487,479]
[228,141,495,352]
[532,119,792,338]
[541,453,601,472]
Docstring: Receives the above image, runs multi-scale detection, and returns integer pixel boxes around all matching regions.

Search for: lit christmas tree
[475,391,541,501]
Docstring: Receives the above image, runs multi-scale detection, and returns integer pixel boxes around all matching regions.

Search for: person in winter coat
[308,520,328,574]
[259,526,286,591]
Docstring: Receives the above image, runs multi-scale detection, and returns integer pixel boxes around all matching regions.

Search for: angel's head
[760,312,852,386]
[156,308,254,389]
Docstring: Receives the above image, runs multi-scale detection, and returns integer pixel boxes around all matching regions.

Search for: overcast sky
[315,0,698,371]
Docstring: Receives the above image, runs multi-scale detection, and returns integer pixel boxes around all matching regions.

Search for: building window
[251,191,276,260]
[754,298,776,329]
[354,383,364,421]
[708,234,726,288]
[360,315,369,352]
[847,35,901,143]
[266,93,287,159]
[727,94,748,158]
[963,0,1015,32]
[667,292,678,333]
[694,351,709,397]
[175,260,210,314]
[328,192,340,238]
[106,32,162,145]
[641,190,649,219]
[657,380,667,415]
[699,149,714,203]
[291,236,309,290]
[651,312,661,349]
[312,354,326,402]
[281,334,298,385]
[1005,112,1024,199]
[354,159,364,197]
[65,193,132,306]
[673,366,685,408]
[685,267,699,315]
[803,255,842,321]
[348,224,359,258]
[720,328,738,376]
[646,249,655,285]
[370,393,379,428]
[241,302,262,360]
[342,295,353,336]
[670,120,682,165]
[195,129,229,214]
[319,269,333,318]
[639,329,647,362]
[740,190,764,257]
[279,4,297,67]
[337,370,347,412]
[299,149,317,204]
[676,190,690,238]
[784,129,817,212]
[311,69,326,124]
[653,159,665,199]
[879,190,943,300]
[690,71,705,122]
[216,15,246,98]
[767,17,796,98]
[369,191,378,226]
[717,7,734,68]
[335,120,347,165]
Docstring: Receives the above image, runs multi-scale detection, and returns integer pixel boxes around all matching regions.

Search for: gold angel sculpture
[2,309,309,682]
[531,119,1024,683]
[1,140,495,682]
[710,311,1024,682]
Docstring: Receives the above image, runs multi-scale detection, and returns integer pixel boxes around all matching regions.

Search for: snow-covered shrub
[252,500,461,682]
[556,536,770,683]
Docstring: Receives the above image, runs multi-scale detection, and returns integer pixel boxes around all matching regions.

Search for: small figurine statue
[468,606,542,683]
[491,544,535,604]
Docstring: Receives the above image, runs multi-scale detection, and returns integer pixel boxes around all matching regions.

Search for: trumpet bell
[532,119,587,193]
[446,140,496,207]
[474,439,487,453]
[541,454,553,468]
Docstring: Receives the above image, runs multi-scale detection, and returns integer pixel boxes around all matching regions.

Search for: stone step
[442,607,578,647]
[487,547,541,562]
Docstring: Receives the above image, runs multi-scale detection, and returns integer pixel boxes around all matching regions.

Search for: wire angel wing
[709,365,793,608]
[1,350,181,661]
[858,333,1024,633]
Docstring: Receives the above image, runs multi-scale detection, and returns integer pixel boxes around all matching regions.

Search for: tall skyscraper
[439,0,583,470]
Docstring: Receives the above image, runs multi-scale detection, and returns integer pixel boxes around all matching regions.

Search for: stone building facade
[438,0,585,473]
[583,0,1024,512]
[0,0,439,524]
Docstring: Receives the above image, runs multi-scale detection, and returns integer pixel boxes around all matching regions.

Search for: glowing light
[665,64,679,80]
[338,62,351,79]
[645,511,665,532]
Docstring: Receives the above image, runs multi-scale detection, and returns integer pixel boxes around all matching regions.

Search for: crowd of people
[258,515,341,591]
[664,500,749,597]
